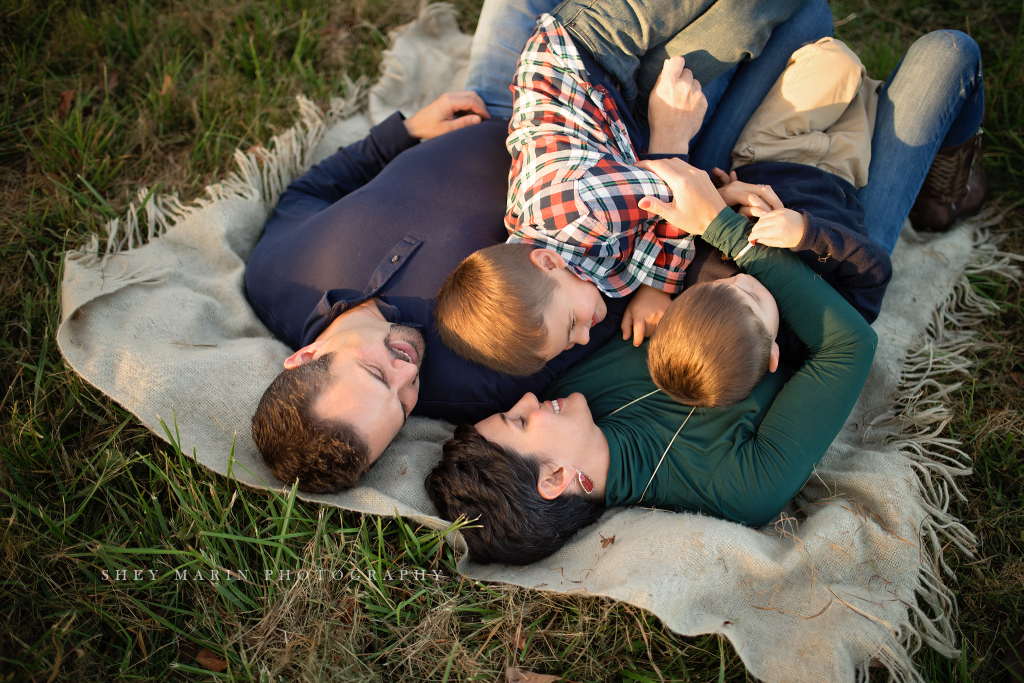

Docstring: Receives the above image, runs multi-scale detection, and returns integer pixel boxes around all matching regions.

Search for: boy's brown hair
[648,283,773,408]
[436,243,556,376]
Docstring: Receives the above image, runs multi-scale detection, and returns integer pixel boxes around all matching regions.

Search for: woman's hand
[748,208,806,248]
[712,168,784,220]
[635,158,725,235]
[404,91,490,140]
[647,56,707,155]
[621,284,672,347]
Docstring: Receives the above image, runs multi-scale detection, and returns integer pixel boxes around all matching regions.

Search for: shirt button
[391,255,400,263]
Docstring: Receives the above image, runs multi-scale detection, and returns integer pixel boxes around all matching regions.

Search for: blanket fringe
[80,77,369,260]
[863,211,1020,682]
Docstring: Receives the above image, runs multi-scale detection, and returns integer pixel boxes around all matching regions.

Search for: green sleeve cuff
[701,209,754,262]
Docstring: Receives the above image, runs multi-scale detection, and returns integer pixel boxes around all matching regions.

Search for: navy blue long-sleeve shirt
[245,114,628,424]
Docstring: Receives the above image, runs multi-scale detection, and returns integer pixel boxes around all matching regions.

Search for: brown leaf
[514,624,526,650]
[106,69,120,93]
[333,595,357,625]
[160,74,173,96]
[57,89,75,118]
[599,533,615,549]
[195,648,228,672]
[1010,370,1023,385]
[506,667,560,683]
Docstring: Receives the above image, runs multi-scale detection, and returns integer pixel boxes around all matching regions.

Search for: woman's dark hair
[425,424,605,565]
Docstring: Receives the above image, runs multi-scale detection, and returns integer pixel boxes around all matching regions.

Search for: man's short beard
[386,323,427,367]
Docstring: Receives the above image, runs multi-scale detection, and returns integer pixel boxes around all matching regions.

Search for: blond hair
[436,243,557,375]
[648,283,773,407]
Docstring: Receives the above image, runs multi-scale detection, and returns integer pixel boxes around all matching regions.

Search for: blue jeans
[465,0,821,120]
[858,30,984,253]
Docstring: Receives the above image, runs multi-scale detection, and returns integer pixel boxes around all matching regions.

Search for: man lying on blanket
[245,0,816,492]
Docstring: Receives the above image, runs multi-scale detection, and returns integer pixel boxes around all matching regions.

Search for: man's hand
[748,208,806,248]
[635,158,725,235]
[404,91,490,140]
[712,168,784,220]
[621,284,672,347]
[647,56,707,155]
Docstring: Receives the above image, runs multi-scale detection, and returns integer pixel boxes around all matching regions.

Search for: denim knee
[911,30,981,76]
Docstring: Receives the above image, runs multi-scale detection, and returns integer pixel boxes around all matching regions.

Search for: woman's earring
[577,469,595,495]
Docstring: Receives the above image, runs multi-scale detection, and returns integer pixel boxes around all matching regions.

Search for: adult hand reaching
[635,158,725,235]
[647,56,707,155]
[403,91,490,140]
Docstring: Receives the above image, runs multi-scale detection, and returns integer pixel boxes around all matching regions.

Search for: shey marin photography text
[100,566,447,584]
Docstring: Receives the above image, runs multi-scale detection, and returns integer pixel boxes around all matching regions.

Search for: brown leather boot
[909,129,989,232]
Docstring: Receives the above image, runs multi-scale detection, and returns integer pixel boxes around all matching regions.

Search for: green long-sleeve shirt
[542,209,878,526]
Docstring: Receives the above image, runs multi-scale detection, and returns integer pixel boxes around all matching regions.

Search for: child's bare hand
[647,56,707,155]
[712,170,784,220]
[622,284,672,347]
[748,208,806,249]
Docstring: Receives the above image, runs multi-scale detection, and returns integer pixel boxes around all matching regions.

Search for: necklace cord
[637,405,696,505]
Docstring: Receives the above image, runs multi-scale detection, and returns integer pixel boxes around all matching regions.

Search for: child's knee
[782,38,865,99]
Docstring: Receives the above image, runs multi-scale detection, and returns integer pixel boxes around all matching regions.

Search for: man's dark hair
[252,352,371,493]
[425,424,605,565]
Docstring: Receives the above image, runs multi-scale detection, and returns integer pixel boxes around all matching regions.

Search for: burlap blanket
[56,5,1019,681]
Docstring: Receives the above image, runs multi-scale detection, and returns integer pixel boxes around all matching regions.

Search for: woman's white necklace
[608,389,697,505]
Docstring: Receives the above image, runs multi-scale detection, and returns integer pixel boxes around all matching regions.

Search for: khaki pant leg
[731,38,879,188]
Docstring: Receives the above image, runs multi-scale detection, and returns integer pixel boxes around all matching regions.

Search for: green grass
[1,0,1022,681]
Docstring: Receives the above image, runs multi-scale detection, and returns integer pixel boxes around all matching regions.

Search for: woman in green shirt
[426,160,878,566]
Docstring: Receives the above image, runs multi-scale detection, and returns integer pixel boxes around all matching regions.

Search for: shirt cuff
[702,208,755,262]
[373,111,420,158]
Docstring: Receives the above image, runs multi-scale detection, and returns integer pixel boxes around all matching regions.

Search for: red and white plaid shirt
[505,14,694,297]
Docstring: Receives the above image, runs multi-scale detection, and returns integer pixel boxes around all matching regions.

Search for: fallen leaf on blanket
[195,648,228,672]
[160,74,173,96]
[506,666,560,683]
[57,89,75,118]
[599,533,615,548]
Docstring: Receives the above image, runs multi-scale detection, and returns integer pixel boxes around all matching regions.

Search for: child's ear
[768,341,780,373]
[537,463,573,500]
[529,248,566,272]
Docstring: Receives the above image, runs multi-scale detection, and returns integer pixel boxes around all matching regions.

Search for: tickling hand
[621,284,672,347]
[404,91,490,140]
[647,56,707,155]
[748,208,806,248]
[635,158,725,235]
[712,168,784,220]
